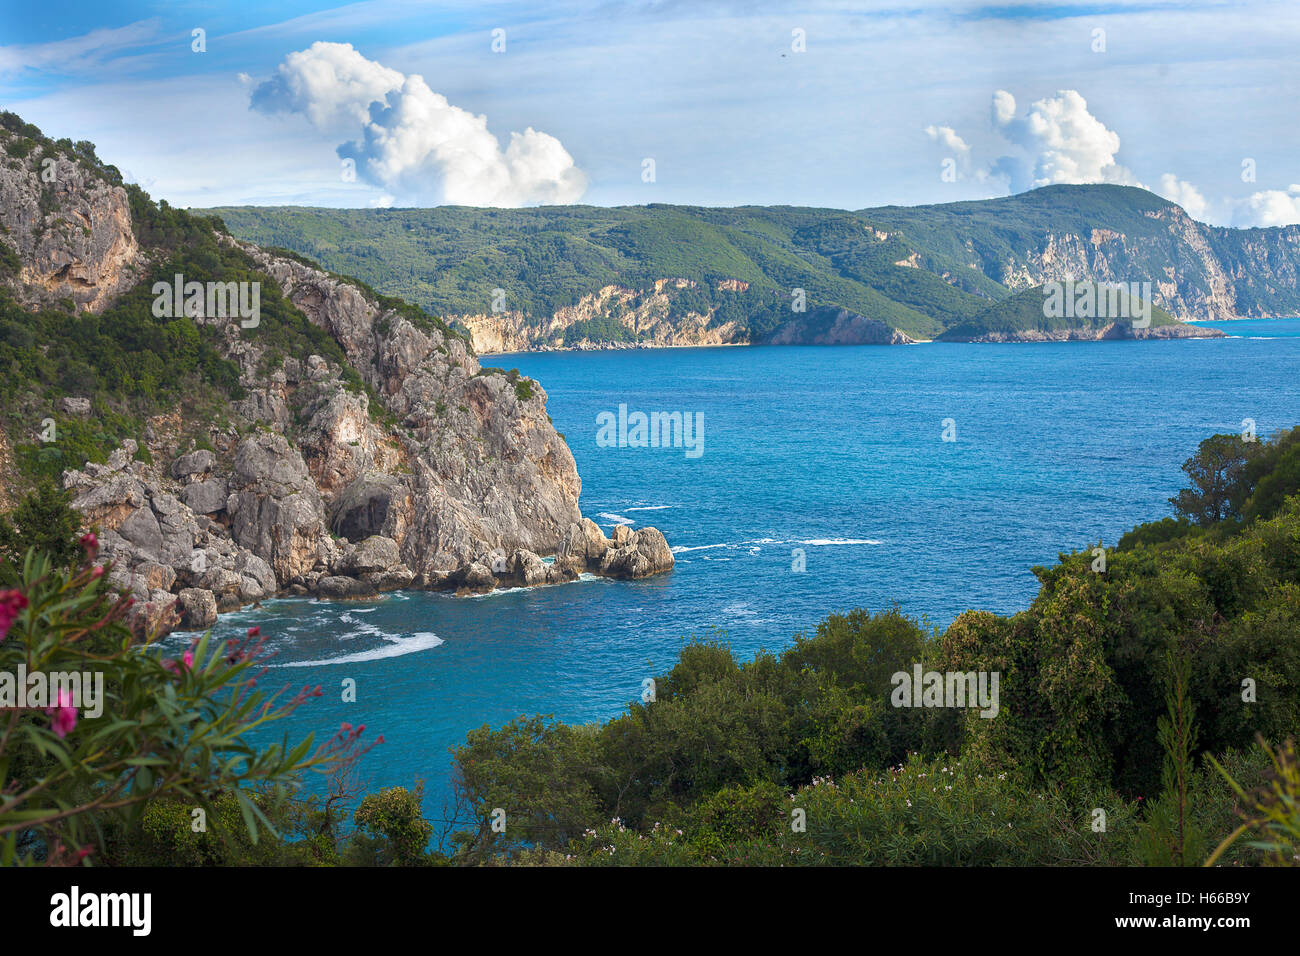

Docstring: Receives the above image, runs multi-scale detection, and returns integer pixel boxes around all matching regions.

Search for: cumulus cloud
[991,90,1016,128]
[924,124,970,158]
[991,89,1138,190]
[1157,174,1209,220]
[250,41,587,207]
[1233,185,1300,227]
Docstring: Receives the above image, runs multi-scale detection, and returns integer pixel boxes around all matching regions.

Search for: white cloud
[998,89,1138,189]
[924,124,970,157]
[1232,185,1300,227]
[0,19,161,76]
[250,41,586,207]
[1157,174,1209,220]
[991,90,1016,128]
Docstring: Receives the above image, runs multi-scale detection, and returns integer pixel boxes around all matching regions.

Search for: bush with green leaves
[0,541,372,866]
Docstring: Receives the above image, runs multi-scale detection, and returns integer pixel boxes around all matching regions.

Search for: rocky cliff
[212,186,1300,352]
[0,130,141,312]
[459,278,747,354]
[0,117,673,634]
[979,205,1288,321]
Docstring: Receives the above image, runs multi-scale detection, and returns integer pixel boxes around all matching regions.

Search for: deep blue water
[164,318,1300,818]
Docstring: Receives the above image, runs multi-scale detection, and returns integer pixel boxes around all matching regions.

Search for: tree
[0,482,84,573]
[1135,648,1207,866]
[349,784,435,866]
[1169,433,1259,525]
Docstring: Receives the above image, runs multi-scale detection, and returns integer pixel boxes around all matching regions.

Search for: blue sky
[1,0,1297,224]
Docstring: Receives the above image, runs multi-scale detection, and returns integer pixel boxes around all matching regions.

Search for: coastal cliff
[0,113,672,634]
[212,185,1300,353]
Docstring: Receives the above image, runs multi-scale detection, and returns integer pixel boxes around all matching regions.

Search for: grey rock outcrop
[556,520,674,579]
[11,140,673,631]
[177,588,218,629]
[0,133,142,313]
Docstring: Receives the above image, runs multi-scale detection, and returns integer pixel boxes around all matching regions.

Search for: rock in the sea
[555,517,612,572]
[362,566,416,591]
[315,575,378,599]
[176,588,218,629]
[555,519,674,580]
[598,527,675,579]
[507,549,550,587]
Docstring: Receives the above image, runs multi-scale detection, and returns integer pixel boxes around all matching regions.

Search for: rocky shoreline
[66,438,672,635]
[0,130,674,638]
[938,321,1226,343]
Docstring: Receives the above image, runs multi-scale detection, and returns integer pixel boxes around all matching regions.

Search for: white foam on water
[799,538,883,546]
[597,512,635,526]
[671,543,729,553]
[277,631,444,667]
[624,505,673,512]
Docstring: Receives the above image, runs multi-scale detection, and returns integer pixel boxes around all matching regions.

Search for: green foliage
[208,202,1005,340]
[1134,649,1208,865]
[0,482,84,573]
[938,280,1177,340]
[0,548,354,865]
[1206,736,1300,866]
[350,785,435,866]
[453,715,606,862]
[211,183,1300,344]
[562,314,634,344]
[1169,432,1262,525]
[107,790,335,866]
[572,756,1137,866]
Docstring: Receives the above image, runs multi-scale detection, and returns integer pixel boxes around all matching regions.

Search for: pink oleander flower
[80,532,98,554]
[0,590,28,642]
[91,565,105,579]
[182,649,194,670]
[45,689,77,739]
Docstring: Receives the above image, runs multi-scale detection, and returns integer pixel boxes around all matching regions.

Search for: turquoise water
[165,319,1300,817]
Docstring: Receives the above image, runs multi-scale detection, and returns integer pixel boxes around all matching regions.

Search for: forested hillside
[209,185,1300,352]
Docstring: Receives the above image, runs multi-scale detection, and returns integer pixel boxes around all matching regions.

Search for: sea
[161,317,1300,818]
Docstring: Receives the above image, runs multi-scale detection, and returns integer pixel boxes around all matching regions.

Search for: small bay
[166,320,1300,814]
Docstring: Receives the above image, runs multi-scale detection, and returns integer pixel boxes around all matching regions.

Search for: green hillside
[864,185,1176,275]
[206,184,1300,344]
[937,281,1178,340]
[206,203,1003,339]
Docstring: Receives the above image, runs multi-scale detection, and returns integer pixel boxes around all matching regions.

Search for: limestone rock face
[341,535,401,575]
[227,432,333,583]
[9,139,671,628]
[556,518,613,572]
[246,244,585,575]
[0,135,142,313]
[180,478,227,515]
[554,520,674,580]
[177,588,218,629]
[60,439,276,630]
